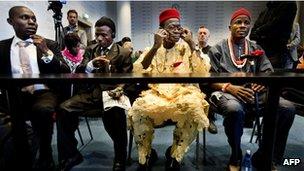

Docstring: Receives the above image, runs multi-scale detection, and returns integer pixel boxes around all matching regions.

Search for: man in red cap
[128,8,210,171]
[208,7,295,171]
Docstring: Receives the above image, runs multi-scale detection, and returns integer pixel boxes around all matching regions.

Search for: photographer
[62,10,87,50]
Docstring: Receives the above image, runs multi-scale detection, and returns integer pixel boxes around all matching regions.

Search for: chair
[76,116,94,151]
[76,108,108,151]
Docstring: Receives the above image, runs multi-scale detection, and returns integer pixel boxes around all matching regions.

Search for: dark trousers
[212,91,295,165]
[56,87,127,163]
[21,90,58,160]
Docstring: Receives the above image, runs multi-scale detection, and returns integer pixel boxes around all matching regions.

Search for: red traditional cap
[230,8,251,23]
[159,8,180,25]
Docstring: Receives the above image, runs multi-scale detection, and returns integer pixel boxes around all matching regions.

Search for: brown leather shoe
[228,164,240,171]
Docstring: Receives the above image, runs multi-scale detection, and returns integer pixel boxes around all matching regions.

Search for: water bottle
[242,150,252,171]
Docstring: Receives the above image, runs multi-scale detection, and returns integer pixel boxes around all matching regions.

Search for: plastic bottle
[242,150,252,171]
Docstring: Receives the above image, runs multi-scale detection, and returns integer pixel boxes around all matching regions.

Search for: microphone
[240,54,254,60]
[240,49,264,60]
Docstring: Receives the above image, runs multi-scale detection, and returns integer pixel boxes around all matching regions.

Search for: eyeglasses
[165,24,183,32]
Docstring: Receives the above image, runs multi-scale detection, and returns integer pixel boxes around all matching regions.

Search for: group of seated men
[0,5,300,171]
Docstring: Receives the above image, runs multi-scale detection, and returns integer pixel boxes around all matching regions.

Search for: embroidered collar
[61,48,84,63]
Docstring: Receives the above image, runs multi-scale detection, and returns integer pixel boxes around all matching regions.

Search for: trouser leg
[57,88,102,161]
[30,91,57,160]
[171,119,199,162]
[129,111,154,165]
[273,97,295,164]
[102,107,127,162]
[215,93,245,165]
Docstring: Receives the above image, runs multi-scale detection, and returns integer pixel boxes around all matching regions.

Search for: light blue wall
[0,1,268,50]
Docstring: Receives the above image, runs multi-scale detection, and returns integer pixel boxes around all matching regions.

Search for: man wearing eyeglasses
[128,8,210,171]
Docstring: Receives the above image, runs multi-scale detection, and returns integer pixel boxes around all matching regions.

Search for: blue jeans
[211,91,295,165]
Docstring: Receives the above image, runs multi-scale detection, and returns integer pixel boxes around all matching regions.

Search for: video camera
[47,0,66,20]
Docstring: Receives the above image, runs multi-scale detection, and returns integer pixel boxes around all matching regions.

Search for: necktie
[17,41,35,94]
[101,47,109,56]
[18,41,32,74]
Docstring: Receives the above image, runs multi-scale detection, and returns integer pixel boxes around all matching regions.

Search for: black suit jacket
[250,1,297,54]
[76,43,133,92]
[0,37,69,91]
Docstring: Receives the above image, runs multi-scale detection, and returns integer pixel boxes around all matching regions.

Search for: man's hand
[108,86,124,100]
[92,56,110,68]
[180,27,195,50]
[226,84,255,104]
[30,35,49,54]
[180,27,192,42]
[251,83,266,93]
[153,29,168,49]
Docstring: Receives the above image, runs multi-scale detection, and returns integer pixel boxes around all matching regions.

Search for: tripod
[52,12,64,48]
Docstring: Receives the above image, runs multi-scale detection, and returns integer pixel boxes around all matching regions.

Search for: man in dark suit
[250,1,297,69]
[0,6,69,170]
[57,16,132,171]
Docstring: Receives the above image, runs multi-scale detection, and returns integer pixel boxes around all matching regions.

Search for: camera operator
[62,10,87,50]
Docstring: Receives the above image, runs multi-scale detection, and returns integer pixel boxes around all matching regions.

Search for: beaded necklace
[227,36,248,68]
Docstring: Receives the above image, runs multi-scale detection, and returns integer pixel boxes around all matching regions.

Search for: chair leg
[255,118,263,145]
[249,120,257,143]
[127,130,133,165]
[203,128,206,165]
[84,116,93,141]
[195,133,199,169]
[76,127,84,146]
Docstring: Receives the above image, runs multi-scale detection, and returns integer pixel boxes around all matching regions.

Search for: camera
[47,0,66,20]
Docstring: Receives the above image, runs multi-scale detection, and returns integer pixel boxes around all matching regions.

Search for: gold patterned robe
[128,39,210,164]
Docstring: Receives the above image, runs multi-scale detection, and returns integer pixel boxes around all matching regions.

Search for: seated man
[0,6,69,170]
[57,17,132,171]
[128,8,210,171]
[208,8,295,171]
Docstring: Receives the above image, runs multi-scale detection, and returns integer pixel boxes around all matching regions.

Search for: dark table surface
[1,71,303,170]
[0,71,303,85]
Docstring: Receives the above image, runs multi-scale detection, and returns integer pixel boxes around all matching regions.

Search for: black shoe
[165,146,181,171]
[165,157,181,171]
[208,120,218,134]
[137,163,151,171]
[165,146,172,160]
[113,160,126,171]
[136,148,158,171]
[148,148,158,166]
[252,151,277,171]
[58,153,83,171]
[33,157,55,171]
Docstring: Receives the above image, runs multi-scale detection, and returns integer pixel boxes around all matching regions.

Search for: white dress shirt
[10,36,53,92]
